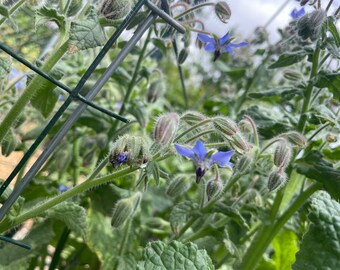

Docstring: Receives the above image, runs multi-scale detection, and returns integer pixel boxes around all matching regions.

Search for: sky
[202,0,340,43]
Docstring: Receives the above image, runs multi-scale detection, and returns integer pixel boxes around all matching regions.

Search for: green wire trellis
[0,0,184,249]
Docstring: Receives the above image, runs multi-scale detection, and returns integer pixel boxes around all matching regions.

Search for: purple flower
[175,140,235,183]
[197,32,248,61]
[291,8,305,19]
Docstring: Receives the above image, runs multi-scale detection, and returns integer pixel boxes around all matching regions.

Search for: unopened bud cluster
[111,192,142,228]
[181,111,208,125]
[109,135,150,168]
[213,116,251,153]
[154,113,180,146]
[297,9,327,41]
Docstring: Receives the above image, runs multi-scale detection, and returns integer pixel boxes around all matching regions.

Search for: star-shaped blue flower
[291,8,305,19]
[197,32,248,61]
[175,140,235,183]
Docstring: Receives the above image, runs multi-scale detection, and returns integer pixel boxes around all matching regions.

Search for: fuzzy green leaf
[293,192,340,270]
[46,201,87,236]
[313,71,340,101]
[141,241,214,270]
[35,6,66,32]
[268,51,308,69]
[0,4,9,18]
[170,201,199,235]
[323,146,340,160]
[327,16,340,47]
[69,8,105,52]
[295,150,340,200]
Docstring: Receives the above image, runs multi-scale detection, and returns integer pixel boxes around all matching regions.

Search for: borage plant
[0,0,339,269]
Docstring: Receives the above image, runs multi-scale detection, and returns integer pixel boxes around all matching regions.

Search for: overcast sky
[202,0,340,42]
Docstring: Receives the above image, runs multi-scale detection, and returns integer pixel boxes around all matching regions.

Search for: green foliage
[293,192,340,270]
[140,241,215,270]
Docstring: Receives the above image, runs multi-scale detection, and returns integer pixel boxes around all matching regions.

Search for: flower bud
[181,111,208,125]
[283,70,304,81]
[111,192,142,228]
[154,113,180,146]
[326,133,337,143]
[215,1,231,23]
[235,155,252,174]
[267,170,287,191]
[109,135,150,168]
[100,0,132,20]
[238,119,252,133]
[26,0,46,9]
[274,139,292,169]
[166,175,192,197]
[178,48,189,65]
[297,9,326,41]
[230,133,251,153]
[206,178,223,201]
[147,80,166,103]
[213,116,239,138]
[283,131,307,148]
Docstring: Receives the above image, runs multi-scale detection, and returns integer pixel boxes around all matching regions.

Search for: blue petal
[204,43,216,51]
[290,9,298,19]
[197,33,214,43]
[210,150,235,167]
[228,42,248,48]
[192,140,207,162]
[219,32,230,45]
[297,8,305,17]
[175,144,195,159]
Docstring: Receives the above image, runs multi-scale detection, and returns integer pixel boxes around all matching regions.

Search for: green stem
[0,166,138,232]
[297,46,320,132]
[175,118,213,141]
[113,218,132,269]
[174,3,215,20]
[237,182,321,270]
[0,0,25,26]
[184,129,215,143]
[0,41,69,143]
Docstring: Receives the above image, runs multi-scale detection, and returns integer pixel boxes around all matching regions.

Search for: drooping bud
[297,9,326,41]
[274,139,292,169]
[206,178,223,201]
[238,119,252,133]
[235,155,252,174]
[100,0,132,20]
[215,1,231,24]
[267,169,287,191]
[154,113,180,145]
[178,48,189,65]
[283,131,308,148]
[283,70,304,81]
[147,79,166,103]
[109,135,150,168]
[326,133,337,143]
[111,192,142,228]
[166,175,192,197]
[230,133,251,153]
[213,116,239,138]
[181,111,208,125]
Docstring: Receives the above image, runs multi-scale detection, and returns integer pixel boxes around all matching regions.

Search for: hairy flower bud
[213,116,239,138]
[283,131,308,148]
[267,170,287,191]
[215,1,231,23]
[230,133,251,153]
[154,113,180,145]
[206,178,223,201]
[166,175,192,197]
[109,135,150,168]
[26,0,46,9]
[181,111,208,125]
[147,79,166,103]
[238,119,252,133]
[111,192,142,228]
[297,9,326,41]
[235,155,252,174]
[100,0,132,20]
[283,70,304,81]
[178,48,189,65]
[326,133,337,143]
[274,139,292,169]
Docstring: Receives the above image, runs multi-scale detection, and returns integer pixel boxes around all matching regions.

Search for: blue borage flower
[291,8,305,19]
[197,32,248,61]
[175,140,235,183]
